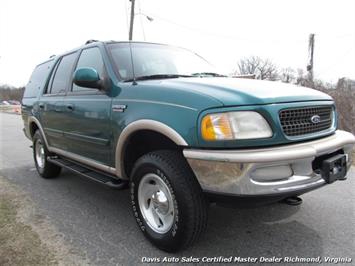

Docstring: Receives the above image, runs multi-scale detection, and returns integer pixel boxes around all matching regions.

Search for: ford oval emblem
[310,115,321,124]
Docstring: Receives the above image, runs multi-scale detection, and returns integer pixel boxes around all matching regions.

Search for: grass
[0,177,88,266]
[0,196,57,266]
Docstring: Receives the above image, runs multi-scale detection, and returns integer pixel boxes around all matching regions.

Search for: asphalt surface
[0,112,354,266]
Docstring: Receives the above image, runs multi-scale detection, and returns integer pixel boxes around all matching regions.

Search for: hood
[154,77,332,106]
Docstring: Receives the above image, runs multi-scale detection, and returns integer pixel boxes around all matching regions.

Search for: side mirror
[73,67,101,89]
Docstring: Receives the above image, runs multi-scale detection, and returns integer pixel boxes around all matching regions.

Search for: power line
[317,47,355,75]
[138,0,146,41]
[139,11,355,44]
[144,12,306,44]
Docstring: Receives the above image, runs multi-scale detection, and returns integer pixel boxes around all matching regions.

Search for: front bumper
[184,130,355,197]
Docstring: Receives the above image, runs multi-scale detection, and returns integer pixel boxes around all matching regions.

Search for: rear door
[61,47,112,164]
[22,60,54,137]
[40,52,78,149]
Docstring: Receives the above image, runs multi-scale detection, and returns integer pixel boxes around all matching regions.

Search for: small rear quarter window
[24,60,53,98]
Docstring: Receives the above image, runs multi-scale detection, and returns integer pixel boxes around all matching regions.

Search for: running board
[47,156,128,189]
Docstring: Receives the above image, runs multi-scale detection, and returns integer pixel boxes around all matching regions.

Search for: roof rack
[85,39,99,45]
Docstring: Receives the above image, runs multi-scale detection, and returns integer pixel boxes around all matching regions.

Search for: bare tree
[280,67,296,83]
[295,68,314,87]
[235,56,279,81]
[0,85,25,101]
[323,78,355,134]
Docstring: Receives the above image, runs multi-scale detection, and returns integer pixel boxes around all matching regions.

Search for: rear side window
[24,60,53,98]
[72,47,105,91]
[49,53,77,94]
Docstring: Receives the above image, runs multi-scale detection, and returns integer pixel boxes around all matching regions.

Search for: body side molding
[49,147,117,176]
[28,117,189,179]
[28,116,117,177]
[115,119,189,179]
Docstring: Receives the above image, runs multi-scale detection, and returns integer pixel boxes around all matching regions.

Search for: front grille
[279,106,333,137]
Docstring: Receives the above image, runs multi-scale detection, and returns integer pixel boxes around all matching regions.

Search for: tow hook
[280,196,303,206]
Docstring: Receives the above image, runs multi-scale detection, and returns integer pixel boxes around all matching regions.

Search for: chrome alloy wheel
[35,139,45,169]
[138,173,175,234]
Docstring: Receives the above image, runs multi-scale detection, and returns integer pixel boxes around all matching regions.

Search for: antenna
[128,42,137,85]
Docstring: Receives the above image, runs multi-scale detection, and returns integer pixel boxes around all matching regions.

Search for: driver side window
[72,47,105,91]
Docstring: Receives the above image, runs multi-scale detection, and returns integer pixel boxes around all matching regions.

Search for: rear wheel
[33,130,61,178]
[130,150,208,252]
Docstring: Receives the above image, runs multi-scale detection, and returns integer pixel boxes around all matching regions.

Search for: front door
[61,47,112,165]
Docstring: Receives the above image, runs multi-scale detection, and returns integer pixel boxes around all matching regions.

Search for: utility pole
[307,33,315,81]
[129,0,135,40]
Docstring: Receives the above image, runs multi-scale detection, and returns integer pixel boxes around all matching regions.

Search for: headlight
[201,111,272,141]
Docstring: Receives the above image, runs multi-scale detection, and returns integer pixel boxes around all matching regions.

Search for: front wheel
[130,150,208,252]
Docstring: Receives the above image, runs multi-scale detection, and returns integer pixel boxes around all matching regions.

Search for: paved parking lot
[0,112,354,265]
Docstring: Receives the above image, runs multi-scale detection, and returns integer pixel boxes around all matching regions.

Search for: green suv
[22,40,355,252]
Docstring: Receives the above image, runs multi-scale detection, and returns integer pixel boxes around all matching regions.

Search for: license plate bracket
[321,154,347,183]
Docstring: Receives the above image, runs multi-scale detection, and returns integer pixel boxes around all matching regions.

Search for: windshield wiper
[191,72,227,77]
[124,74,193,82]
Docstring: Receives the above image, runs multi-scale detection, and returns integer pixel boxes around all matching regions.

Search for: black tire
[33,130,61,178]
[130,150,208,252]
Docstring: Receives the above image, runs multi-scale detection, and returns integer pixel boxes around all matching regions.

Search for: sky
[0,0,354,87]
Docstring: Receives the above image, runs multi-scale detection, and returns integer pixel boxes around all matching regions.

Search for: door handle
[38,103,44,109]
[66,104,74,111]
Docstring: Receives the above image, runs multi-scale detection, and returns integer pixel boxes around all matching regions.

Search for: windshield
[108,42,222,81]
